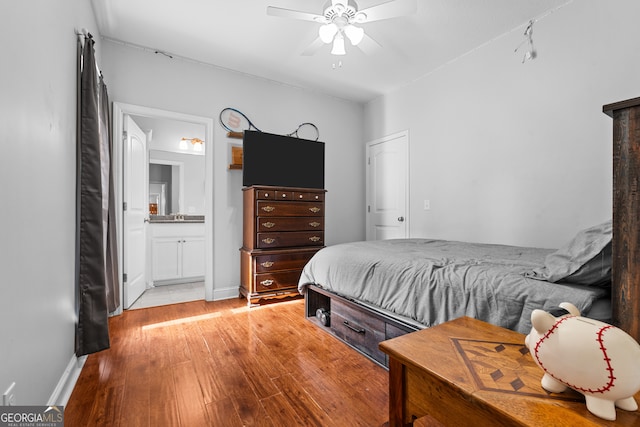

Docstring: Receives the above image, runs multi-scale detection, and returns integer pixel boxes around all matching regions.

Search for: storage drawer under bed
[330,299,387,364]
[304,284,421,368]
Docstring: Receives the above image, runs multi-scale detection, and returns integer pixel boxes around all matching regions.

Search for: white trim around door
[112,102,214,315]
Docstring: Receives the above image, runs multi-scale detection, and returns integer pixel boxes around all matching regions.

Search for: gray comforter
[298,239,608,334]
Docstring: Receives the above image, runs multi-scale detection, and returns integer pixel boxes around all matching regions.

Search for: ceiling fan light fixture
[344,24,364,45]
[268,0,417,57]
[331,33,346,55]
[353,11,367,23]
[319,23,338,43]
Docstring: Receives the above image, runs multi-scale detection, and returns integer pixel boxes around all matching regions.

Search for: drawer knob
[262,221,275,228]
[309,207,321,213]
[261,206,275,212]
[343,320,365,334]
[309,236,321,242]
[260,261,274,268]
[281,194,287,198]
[299,194,304,199]
[262,238,275,244]
[309,221,320,228]
[260,279,274,287]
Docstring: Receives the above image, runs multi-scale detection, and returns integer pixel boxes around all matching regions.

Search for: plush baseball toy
[525,302,640,421]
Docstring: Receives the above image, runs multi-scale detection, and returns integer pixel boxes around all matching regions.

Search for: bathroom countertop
[149,215,205,223]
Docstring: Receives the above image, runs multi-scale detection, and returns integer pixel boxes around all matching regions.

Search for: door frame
[112,102,214,315]
[365,130,410,240]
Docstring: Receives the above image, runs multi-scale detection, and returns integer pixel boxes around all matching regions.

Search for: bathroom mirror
[130,115,206,217]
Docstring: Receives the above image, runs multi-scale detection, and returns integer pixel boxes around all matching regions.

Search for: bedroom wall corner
[364,0,639,248]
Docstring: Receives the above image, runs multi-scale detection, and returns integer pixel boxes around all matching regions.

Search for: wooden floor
[65,298,390,426]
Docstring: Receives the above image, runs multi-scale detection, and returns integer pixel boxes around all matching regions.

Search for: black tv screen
[242,131,325,189]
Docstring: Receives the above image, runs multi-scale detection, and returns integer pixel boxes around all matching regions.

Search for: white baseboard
[212,286,240,301]
[48,354,87,407]
[48,289,237,406]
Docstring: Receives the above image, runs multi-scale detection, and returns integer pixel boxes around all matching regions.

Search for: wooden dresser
[240,185,326,306]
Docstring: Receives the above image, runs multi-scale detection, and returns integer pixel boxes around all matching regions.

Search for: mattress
[298,239,610,334]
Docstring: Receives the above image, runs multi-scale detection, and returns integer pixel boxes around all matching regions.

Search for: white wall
[101,41,365,298]
[364,0,640,248]
[0,0,99,405]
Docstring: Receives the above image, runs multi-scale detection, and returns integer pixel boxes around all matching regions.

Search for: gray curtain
[75,34,119,356]
[101,76,120,313]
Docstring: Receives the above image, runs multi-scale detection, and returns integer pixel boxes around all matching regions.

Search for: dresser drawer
[254,251,318,273]
[257,231,324,248]
[330,299,386,364]
[254,270,302,292]
[274,190,294,199]
[294,192,324,202]
[257,217,324,232]
[272,190,325,202]
[256,201,323,217]
[256,190,276,200]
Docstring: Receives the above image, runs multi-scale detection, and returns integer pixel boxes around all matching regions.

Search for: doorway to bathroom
[112,102,214,313]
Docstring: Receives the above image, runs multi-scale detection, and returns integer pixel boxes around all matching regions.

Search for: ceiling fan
[267,0,417,56]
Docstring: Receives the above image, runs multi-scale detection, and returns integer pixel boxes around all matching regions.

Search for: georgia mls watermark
[0,406,63,427]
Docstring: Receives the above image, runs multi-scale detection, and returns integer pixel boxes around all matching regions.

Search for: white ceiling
[91,0,570,103]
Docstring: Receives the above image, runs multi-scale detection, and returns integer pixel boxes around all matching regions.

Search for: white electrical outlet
[3,382,16,406]
[423,199,431,210]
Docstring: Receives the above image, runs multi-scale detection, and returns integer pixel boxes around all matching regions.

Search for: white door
[123,115,148,308]
[366,131,409,240]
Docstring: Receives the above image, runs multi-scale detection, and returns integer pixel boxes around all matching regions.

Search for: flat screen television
[242,130,325,189]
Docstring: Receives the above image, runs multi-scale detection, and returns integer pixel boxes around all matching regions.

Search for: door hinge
[123,273,127,283]
[368,157,370,165]
[367,205,370,213]
[122,130,128,141]
[123,202,127,211]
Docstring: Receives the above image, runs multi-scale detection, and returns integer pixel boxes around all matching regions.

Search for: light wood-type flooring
[65,298,389,426]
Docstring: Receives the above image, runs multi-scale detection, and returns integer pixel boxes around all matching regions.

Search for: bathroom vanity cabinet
[149,222,205,284]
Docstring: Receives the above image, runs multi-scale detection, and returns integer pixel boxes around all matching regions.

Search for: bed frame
[604,96,640,343]
[303,97,640,367]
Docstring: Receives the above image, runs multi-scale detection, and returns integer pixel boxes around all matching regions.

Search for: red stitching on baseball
[534,318,615,394]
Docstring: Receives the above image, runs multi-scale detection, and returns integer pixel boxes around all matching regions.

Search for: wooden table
[379,316,640,427]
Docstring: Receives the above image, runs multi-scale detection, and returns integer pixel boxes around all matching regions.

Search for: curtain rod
[75,27,93,40]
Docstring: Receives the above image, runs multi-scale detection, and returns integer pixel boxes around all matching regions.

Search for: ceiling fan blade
[266,6,326,23]
[356,33,382,55]
[358,0,417,23]
[301,37,327,56]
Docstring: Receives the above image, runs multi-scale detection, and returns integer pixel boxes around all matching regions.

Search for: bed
[299,221,612,366]
[298,97,640,368]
